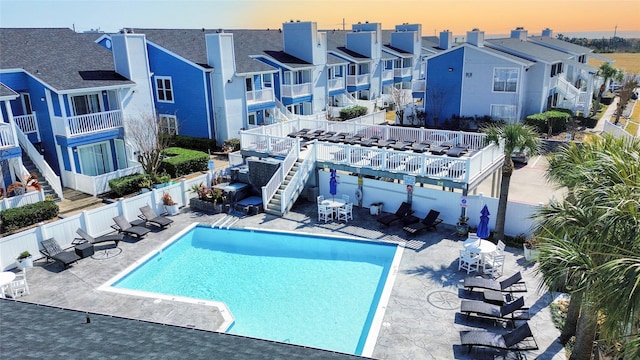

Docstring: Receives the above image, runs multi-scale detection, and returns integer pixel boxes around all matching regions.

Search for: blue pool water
[111,226,399,355]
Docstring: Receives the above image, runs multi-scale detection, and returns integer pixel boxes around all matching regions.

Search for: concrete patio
[10,200,565,359]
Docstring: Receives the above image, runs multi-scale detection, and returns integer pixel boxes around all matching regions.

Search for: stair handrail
[260,138,300,208]
[280,143,316,214]
[15,127,64,200]
[275,99,295,121]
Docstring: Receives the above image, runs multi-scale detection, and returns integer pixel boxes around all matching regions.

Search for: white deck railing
[347,74,369,87]
[327,78,345,91]
[15,128,63,200]
[0,189,45,211]
[382,70,394,82]
[603,120,634,140]
[52,110,123,137]
[280,144,316,213]
[61,164,143,196]
[0,123,18,148]
[281,83,313,98]
[412,79,426,92]
[394,68,411,78]
[246,88,275,104]
[13,114,39,135]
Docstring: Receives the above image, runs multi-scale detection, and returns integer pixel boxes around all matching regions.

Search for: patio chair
[360,136,382,147]
[463,271,528,293]
[287,128,311,138]
[482,254,506,279]
[390,140,413,151]
[458,249,481,274]
[373,138,396,148]
[429,141,455,155]
[7,269,29,298]
[112,215,151,239]
[337,202,354,223]
[326,132,350,142]
[302,129,325,140]
[75,228,123,247]
[408,139,433,153]
[446,143,469,157]
[377,201,412,226]
[459,323,539,354]
[460,296,531,328]
[318,203,333,223]
[138,205,174,229]
[39,238,81,268]
[402,209,443,234]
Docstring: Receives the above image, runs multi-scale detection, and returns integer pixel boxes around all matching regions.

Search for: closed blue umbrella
[477,204,490,239]
[329,169,338,200]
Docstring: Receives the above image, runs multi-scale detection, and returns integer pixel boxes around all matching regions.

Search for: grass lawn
[589,53,640,74]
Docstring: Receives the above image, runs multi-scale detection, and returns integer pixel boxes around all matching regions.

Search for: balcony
[382,69,394,82]
[246,88,275,105]
[14,114,38,134]
[52,109,123,137]
[347,74,369,87]
[0,123,18,149]
[281,83,313,98]
[394,68,412,79]
[412,79,426,93]
[327,78,345,92]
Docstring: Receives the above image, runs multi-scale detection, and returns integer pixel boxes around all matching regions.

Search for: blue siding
[425,48,464,126]
[281,95,312,106]
[248,101,276,112]
[0,146,21,161]
[147,45,210,138]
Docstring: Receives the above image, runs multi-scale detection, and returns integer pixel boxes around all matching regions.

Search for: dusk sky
[1,0,639,38]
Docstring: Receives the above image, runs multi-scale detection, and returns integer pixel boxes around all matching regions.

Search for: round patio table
[0,271,16,298]
[464,239,497,265]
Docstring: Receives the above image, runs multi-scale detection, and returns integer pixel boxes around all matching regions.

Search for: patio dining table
[0,271,16,298]
[321,199,346,217]
[464,239,497,265]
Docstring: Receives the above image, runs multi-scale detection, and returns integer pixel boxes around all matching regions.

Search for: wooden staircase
[264,159,306,215]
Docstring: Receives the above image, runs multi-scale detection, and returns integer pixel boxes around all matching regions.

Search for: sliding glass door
[78,142,113,176]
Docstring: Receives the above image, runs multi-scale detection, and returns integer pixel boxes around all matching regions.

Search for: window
[263,73,272,87]
[155,76,174,103]
[248,112,257,127]
[159,114,177,135]
[490,104,517,122]
[78,142,113,176]
[71,94,102,115]
[550,63,563,77]
[245,77,253,92]
[493,68,518,92]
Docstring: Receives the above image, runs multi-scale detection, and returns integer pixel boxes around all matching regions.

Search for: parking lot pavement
[474,155,567,205]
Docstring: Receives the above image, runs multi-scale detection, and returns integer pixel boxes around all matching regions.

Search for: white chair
[341,194,350,203]
[318,203,333,223]
[496,240,506,254]
[337,203,354,223]
[317,195,324,204]
[483,254,506,278]
[458,249,480,274]
[8,270,29,298]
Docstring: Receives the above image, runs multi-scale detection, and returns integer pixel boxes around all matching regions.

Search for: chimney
[439,30,452,49]
[541,28,553,37]
[467,28,484,47]
[510,27,528,40]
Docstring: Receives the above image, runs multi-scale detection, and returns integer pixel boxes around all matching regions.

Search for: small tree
[425,85,449,128]
[613,76,639,124]
[594,63,624,112]
[125,113,173,179]
[391,86,412,125]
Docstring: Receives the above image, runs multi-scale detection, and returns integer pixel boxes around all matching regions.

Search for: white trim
[154,76,174,103]
[203,70,212,140]
[492,67,519,93]
[158,114,178,134]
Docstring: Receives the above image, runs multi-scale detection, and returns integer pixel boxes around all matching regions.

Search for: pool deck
[13,200,564,360]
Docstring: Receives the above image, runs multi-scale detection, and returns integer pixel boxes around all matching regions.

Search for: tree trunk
[560,290,583,344]
[494,161,513,241]
[569,299,598,360]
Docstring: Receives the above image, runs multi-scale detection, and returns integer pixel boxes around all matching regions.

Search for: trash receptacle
[307,186,319,202]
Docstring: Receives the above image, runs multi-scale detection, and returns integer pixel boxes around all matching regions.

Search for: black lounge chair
[326,132,350,142]
[75,228,123,247]
[430,141,455,155]
[302,129,324,140]
[343,133,364,144]
[360,136,381,147]
[112,215,151,239]
[464,272,528,293]
[287,128,311,138]
[377,201,412,226]
[138,205,174,229]
[460,296,531,327]
[403,210,443,234]
[447,144,469,157]
[408,140,433,153]
[316,131,337,141]
[390,140,413,151]
[40,238,81,268]
[372,138,396,148]
[460,323,539,354]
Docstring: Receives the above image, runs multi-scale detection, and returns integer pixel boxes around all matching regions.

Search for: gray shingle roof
[0,28,133,91]
[326,30,370,62]
[485,37,572,63]
[0,82,19,98]
[0,300,366,359]
[528,36,593,56]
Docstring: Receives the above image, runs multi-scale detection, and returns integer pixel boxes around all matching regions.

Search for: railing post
[180,177,188,207]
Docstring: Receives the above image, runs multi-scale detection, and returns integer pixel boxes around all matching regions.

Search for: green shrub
[222,138,240,152]
[159,147,208,178]
[170,135,217,152]
[0,200,59,233]
[108,173,150,197]
[339,105,368,120]
[525,110,571,135]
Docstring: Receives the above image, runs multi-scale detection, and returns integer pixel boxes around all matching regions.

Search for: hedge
[339,105,368,120]
[170,135,217,153]
[524,110,571,135]
[159,147,209,178]
[0,200,59,233]
[108,173,151,197]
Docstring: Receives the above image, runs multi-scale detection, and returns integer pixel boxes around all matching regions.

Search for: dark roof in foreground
[0,300,367,359]
[0,28,132,91]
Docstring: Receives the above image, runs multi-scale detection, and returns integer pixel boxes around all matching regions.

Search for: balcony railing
[412,79,426,92]
[52,109,123,137]
[327,78,345,91]
[246,88,275,104]
[14,114,38,134]
[0,123,18,149]
[382,69,394,82]
[281,83,313,98]
[347,74,370,87]
[394,68,412,78]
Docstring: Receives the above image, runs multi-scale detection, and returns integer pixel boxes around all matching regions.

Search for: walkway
[12,201,564,359]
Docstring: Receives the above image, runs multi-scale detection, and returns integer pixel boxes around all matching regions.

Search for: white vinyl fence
[0,190,45,211]
[0,172,224,270]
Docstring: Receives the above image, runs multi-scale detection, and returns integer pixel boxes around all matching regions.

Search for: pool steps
[211,215,240,229]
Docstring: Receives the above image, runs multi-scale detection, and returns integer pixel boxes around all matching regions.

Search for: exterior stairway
[21,151,58,201]
[264,159,306,215]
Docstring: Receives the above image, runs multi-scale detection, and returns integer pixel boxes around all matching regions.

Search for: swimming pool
[103,224,402,356]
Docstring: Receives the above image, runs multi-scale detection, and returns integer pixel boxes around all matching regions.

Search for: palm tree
[535,135,640,360]
[595,63,624,108]
[482,122,540,241]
